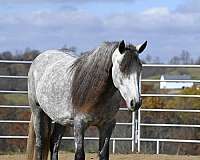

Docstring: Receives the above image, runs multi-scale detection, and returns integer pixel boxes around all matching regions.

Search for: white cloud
[104,6,200,35]
[142,7,170,16]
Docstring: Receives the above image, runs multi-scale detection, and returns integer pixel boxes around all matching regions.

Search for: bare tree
[153,56,161,64]
[143,54,152,63]
[169,50,194,64]
[180,50,193,64]
[195,56,200,64]
[169,56,181,64]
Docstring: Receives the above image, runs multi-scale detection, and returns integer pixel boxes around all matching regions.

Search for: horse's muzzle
[133,98,142,111]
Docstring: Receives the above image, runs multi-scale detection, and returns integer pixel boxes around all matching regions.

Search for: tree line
[143,50,200,64]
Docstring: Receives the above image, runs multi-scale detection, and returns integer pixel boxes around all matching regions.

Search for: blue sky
[0,0,200,62]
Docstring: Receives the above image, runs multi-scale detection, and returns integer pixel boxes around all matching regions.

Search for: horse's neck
[98,74,118,102]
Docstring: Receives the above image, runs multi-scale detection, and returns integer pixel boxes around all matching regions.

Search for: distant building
[160,75,193,89]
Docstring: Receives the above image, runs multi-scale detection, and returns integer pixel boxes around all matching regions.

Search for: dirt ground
[1,153,200,160]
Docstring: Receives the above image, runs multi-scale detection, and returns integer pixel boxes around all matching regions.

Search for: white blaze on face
[112,48,141,111]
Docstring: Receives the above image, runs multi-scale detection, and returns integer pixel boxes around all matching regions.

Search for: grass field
[1,153,200,160]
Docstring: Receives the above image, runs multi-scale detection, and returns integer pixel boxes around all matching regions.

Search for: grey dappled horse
[26,40,147,160]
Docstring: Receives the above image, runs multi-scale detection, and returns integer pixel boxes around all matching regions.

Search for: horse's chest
[77,92,121,125]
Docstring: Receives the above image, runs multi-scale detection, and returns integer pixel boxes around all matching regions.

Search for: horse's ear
[136,41,147,54]
[119,40,125,54]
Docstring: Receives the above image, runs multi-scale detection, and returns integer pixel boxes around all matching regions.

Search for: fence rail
[137,108,200,154]
[0,61,199,154]
[140,138,200,154]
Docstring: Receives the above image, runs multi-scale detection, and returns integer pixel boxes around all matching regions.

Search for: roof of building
[162,74,191,80]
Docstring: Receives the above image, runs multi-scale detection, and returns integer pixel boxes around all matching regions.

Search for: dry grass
[1,153,200,160]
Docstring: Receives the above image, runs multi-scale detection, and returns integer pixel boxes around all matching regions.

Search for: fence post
[156,140,160,154]
[137,109,141,153]
[131,111,135,152]
[112,139,116,154]
[134,111,138,151]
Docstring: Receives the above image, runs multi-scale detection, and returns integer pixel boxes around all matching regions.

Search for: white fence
[0,60,200,154]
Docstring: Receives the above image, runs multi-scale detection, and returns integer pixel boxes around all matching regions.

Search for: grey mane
[70,42,118,107]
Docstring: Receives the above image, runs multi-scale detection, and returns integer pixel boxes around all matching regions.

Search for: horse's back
[29,50,74,84]
[28,50,77,125]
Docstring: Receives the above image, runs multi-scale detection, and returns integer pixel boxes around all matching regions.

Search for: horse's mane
[70,42,118,107]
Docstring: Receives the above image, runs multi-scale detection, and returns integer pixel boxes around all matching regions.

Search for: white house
[160,74,193,89]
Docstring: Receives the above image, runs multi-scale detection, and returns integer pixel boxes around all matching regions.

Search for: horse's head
[112,40,147,111]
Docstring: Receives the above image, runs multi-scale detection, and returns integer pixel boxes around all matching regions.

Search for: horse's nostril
[130,99,134,107]
[135,101,142,111]
[140,98,142,104]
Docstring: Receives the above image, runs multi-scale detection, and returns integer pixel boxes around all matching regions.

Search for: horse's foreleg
[98,119,116,160]
[50,123,66,160]
[74,117,87,160]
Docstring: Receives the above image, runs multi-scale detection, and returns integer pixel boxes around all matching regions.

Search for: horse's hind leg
[98,119,116,160]
[32,108,51,160]
[50,123,66,160]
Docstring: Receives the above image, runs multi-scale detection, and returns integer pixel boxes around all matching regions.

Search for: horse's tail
[26,113,51,160]
[26,114,35,160]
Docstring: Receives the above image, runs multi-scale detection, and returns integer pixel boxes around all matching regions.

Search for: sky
[0,0,200,62]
